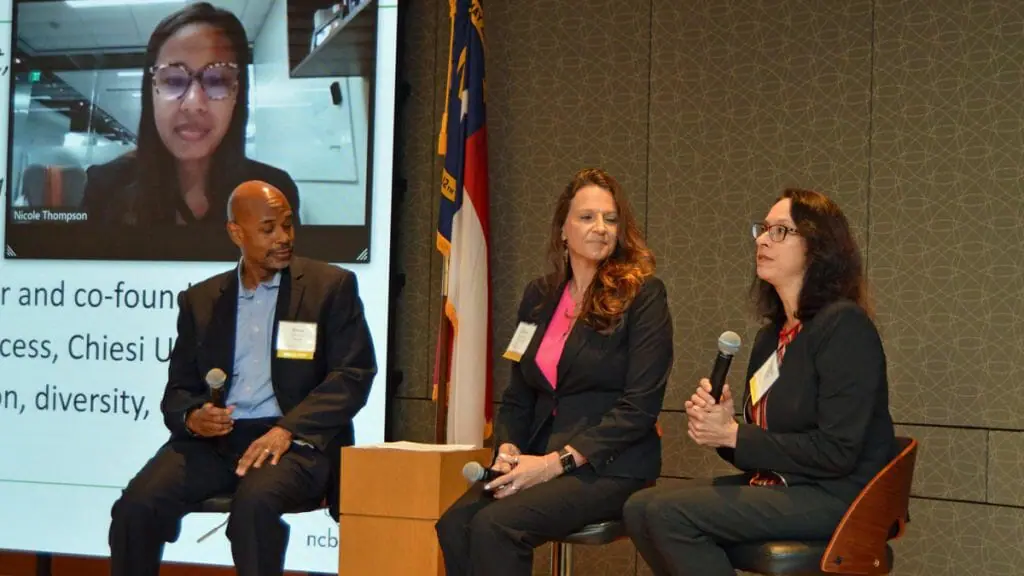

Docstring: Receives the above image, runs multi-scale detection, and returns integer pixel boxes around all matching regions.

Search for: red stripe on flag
[464,128,489,237]
[462,128,493,430]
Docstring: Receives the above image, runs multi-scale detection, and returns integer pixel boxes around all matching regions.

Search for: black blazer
[81,153,301,225]
[492,276,673,481]
[159,256,377,518]
[717,299,897,504]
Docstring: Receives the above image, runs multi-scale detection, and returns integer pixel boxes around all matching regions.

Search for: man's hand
[185,403,235,437]
[236,426,293,477]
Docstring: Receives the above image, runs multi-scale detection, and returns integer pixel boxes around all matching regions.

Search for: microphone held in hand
[462,461,501,483]
[709,331,742,402]
[205,368,228,408]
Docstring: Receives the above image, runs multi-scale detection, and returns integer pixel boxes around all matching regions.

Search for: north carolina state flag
[434,0,492,446]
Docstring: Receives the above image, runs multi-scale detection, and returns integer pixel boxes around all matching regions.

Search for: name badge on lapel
[748,353,780,406]
[276,321,317,360]
[502,322,537,362]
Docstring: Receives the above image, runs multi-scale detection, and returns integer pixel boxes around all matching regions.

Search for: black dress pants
[108,418,329,576]
[435,467,646,576]
[622,474,849,576]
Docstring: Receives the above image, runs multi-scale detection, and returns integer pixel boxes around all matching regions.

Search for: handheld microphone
[462,461,501,483]
[709,331,742,402]
[205,368,227,408]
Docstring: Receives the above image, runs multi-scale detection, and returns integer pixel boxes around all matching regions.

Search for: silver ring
[264,448,272,454]
[512,455,519,465]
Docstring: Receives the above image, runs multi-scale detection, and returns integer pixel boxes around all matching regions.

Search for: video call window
[5,0,380,262]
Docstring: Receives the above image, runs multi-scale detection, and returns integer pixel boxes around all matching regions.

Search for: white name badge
[502,322,537,362]
[748,353,780,406]
[276,321,318,360]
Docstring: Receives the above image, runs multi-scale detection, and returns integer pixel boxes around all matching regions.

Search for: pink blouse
[535,285,576,389]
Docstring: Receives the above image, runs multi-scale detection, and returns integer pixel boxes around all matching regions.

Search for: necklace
[562,284,582,339]
[561,318,576,340]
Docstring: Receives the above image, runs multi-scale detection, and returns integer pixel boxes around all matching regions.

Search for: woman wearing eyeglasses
[622,189,897,576]
[82,2,300,226]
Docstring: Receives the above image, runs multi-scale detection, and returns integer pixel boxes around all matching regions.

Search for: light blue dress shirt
[226,267,284,419]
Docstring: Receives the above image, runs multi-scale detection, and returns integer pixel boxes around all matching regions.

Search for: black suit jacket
[717,299,897,504]
[492,276,673,481]
[159,256,377,518]
[81,153,301,225]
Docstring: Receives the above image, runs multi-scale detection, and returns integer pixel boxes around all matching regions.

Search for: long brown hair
[542,168,655,332]
[752,188,872,324]
[135,2,250,225]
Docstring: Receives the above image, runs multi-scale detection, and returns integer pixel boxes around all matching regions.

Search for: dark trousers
[623,474,849,576]
[434,467,646,576]
[108,418,329,576]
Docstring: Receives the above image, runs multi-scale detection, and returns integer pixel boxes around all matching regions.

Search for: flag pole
[433,0,458,445]
[433,255,451,443]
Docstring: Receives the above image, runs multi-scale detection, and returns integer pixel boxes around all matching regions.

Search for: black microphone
[205,368,227,408]
[462,461,501,483]
[709,331,742,402]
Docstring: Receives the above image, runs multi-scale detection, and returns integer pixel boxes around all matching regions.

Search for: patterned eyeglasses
[150,62,240,101]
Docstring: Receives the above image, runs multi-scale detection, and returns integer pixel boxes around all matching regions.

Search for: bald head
[226,180,295,276]
[227,180,290,224]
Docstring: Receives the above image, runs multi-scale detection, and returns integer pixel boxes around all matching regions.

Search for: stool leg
[196,515,229,543]
[561,542,574,576]
[550,541,563,575]
[36,553,52,576]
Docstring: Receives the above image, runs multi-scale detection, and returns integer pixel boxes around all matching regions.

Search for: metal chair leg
[36,553,52,576]
[196,515,229,543]
[549,541,574,576]
[550,541,563,575]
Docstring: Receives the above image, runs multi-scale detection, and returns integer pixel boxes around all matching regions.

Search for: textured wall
[392,0,1024,574]
[868,1,1024,573]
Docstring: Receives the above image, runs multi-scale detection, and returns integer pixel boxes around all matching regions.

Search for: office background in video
[7,0,377,261]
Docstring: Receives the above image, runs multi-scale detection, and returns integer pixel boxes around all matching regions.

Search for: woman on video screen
[82,2,301,226]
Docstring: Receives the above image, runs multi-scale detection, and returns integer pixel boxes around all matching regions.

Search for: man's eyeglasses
[752,222,799,242]
[150,62,240,101]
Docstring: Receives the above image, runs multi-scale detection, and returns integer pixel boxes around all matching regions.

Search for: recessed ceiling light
[65,0,183,9]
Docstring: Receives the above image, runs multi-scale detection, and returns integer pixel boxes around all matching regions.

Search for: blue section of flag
[438,0,487,251]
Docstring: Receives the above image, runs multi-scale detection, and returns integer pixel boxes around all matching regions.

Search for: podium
[337,442,492,576]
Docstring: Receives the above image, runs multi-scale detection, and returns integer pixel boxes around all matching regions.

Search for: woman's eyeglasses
[150,62,240,101]
[752,222,799,242]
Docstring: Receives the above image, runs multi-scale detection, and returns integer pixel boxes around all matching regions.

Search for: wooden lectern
[337,443,492,576]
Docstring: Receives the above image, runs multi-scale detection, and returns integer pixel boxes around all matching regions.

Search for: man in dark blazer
[108,181,377,576]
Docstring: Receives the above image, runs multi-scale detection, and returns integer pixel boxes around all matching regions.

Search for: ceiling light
[65,0,183,8]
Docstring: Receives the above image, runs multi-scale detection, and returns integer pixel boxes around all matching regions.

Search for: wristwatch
[557,448,577,474]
